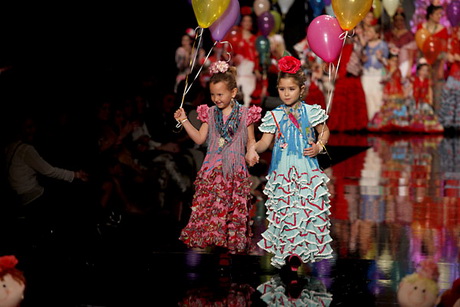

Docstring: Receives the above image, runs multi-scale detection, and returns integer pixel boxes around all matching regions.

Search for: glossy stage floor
[2,132,459,306]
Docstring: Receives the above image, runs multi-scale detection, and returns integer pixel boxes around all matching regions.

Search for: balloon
[415,28,430,50]
[223,25,241,46]
[323,0,331,6]
[382,0,398,18]
[254,0,270,16]
[307,15,344,62]
[210,0,240,41]
[278,0,295,14]
[192,0,230,28]
[447,1,460,27]
[270,10,282,34]
[255,35,271,67]
[372,0,382,19]
[258,11,275,36]
[325,4,335,16]
[331,0,373,31]
[422,36,446,65]
[309,0,326,17]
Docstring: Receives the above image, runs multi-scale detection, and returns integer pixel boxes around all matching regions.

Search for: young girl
[407,61,443,133]
[368,50,409,132]
[246,55,333,270]
[361,24,389,124]
[174,60,262,255]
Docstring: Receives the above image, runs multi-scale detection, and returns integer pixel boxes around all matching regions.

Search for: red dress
[326,42,369,132]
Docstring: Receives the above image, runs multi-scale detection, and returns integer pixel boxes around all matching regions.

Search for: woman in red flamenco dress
[326,34,368,132]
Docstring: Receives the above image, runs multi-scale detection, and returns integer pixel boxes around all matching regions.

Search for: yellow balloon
[192,0,230,28]
[270,10,282,34]
[372,0,382,19]
[332,0,373,31]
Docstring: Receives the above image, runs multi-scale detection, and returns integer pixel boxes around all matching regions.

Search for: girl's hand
[303,139,321,157]
[174,108,186,121]
[245,147,259,167]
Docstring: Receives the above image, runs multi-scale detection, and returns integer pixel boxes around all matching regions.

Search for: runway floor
[1,132,459,306]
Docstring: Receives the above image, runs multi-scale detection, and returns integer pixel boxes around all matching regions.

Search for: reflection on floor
[2,133,459,306]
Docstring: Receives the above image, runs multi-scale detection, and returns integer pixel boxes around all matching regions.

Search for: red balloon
[422,36,446,65]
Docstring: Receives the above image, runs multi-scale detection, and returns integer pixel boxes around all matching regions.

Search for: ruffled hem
[179,167,254,254]
[258,165,333,268]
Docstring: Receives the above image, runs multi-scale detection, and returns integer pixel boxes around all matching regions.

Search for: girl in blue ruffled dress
[246,55,333,270]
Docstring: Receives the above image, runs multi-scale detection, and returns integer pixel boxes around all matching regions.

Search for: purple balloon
[210,0,240,41]
[447,1,460,27]
[258,11,275,37]
[307,15,344,63]
[323,0,331,6]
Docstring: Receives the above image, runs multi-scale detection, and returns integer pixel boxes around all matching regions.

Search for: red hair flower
[0,255,18,272]
[278,56,302,74]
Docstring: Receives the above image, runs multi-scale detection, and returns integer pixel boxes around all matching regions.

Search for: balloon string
[320,30,350,138]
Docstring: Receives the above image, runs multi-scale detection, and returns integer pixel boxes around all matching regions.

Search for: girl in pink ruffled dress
[174,60,262,255]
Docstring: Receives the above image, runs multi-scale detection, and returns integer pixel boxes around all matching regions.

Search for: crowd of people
[176,3,460,134]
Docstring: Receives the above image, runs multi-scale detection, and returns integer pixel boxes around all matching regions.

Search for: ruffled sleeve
[247,105,262,126]
[258,110,277,134]
[196,104,210,123]
[306,104,329,127]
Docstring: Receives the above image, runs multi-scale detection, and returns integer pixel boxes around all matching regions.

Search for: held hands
[75,170,89,182]
[245,146,259,167]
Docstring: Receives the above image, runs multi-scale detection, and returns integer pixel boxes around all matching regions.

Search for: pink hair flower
[209,61,229,74]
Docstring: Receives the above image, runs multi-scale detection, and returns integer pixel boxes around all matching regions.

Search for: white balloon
[383,0,399,17]
[278,0,295,14]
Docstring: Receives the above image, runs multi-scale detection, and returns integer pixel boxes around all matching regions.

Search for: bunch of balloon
[175,0,233,117]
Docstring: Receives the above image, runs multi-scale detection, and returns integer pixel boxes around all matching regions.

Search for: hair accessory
[0,255,18,273]
[390,47,400,56]
[209,61,229,74]
[418,57,428,65]
[241,6,252,16]
[278,56,302,74]
[186,28,196,38]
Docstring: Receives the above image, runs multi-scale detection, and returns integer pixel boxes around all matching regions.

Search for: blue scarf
[214,101,241,152]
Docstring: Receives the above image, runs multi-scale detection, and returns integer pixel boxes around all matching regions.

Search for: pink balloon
[210,0,240,41]
[306,15,344,63]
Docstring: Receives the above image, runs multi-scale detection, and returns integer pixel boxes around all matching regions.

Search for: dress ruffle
[258,165,333,268]
[179,165,254,254]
